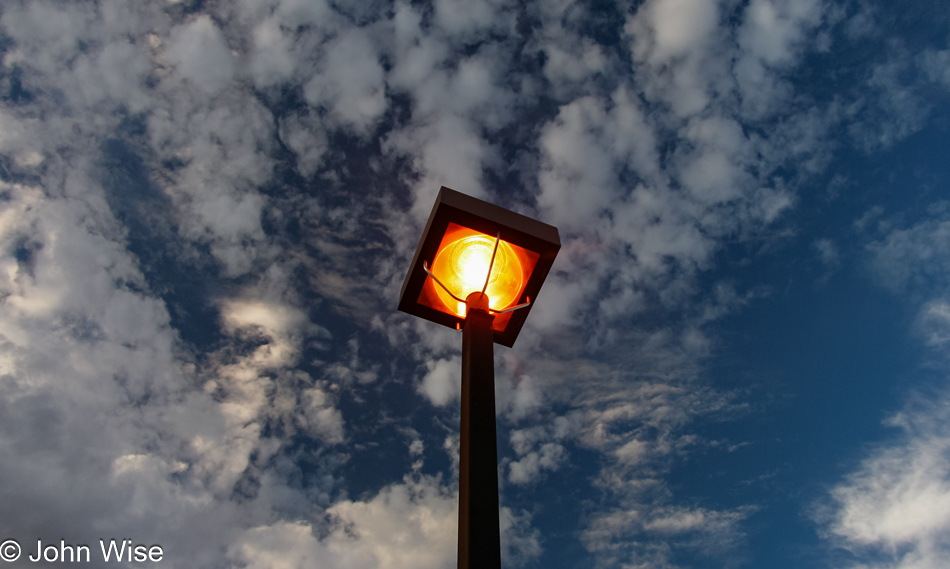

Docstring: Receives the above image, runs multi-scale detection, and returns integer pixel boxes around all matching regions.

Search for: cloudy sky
[1,0,949,567]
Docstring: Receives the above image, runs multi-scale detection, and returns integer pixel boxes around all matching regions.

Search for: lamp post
[399,187,560,569]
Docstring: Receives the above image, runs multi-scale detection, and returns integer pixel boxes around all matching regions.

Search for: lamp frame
[398,186,561,347]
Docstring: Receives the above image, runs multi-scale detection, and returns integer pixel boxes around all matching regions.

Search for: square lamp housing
[398,187,561,347]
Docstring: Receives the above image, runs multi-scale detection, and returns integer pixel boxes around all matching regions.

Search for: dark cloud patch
[1,65,34,105]
[100,138,223,351]
[573,0,629,49]
[12,233,41,275]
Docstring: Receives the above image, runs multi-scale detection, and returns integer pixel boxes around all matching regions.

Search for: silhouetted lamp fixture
[399,187,560,569]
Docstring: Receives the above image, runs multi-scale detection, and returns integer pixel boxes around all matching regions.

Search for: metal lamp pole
[398,188,561,569]
[457,291,501,569]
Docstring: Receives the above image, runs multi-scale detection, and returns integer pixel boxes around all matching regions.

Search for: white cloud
[298,385,346,444]
[146,90,277,276]
[496,368,545,421]
[383,114,495,223]
[166,16,236,96]
[247,17,298,88]
[615,438,650,465]
[825,388,950,569]
[0,178,252,560]
[230,476,457,569]
[0,175,347,565]
[815,238,839,262]
[636,0,720,62]
[845,40,950,151]
[814,238,841,280]
[508,442,566,484]
[627,0,827,120]
[644,506,748,536]
[831,434,950,547]
[504,417,576,485]
[1,1,97,75]
[279,109,329,178]
[919,49,950,89]
[868,207,950,296]
[625,0,726,117]
[419,356,462,406]
[821,282,950,569]
[433,0,514,41]
[537,96,629,231]
[499,507,543,568]
[533,87,792,334]
[738,0,824,66]
[582,504,751,565]
[919,300,950,350]
[304,27,387,134]
[382,13,518,222]
[379,1,527,241]
[223,299,306,338]
[0,16,342,550]
[230,474,541,568]
[542,37,607,95]
[221,298,310,368]
[238,0,337,89]
[734,0,824,117]
[2,0,161,114]
[677,115,753,206]
[387,3,450,90]
[0,111,40,164]
[71,39,154,112]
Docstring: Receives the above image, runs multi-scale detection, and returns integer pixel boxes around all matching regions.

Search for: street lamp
[399,187,560,569]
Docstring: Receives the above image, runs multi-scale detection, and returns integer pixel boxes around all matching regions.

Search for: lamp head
[398,187,560,347]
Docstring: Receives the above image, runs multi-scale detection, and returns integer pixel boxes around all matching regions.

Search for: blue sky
[1,0,949,568]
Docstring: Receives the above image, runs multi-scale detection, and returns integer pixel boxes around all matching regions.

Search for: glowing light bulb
[456,241,493,289]
[430,234,524,316]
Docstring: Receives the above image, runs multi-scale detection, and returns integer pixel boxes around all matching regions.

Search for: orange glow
[430,233,524,316]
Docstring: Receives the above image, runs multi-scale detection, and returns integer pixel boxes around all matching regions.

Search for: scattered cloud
[419,356,462,407]
[823,211,950,569]
[166,16,236,96]
[304,27,387,134]
[867,204,950,297]
[230,475,459,569]
[824,385,950,569]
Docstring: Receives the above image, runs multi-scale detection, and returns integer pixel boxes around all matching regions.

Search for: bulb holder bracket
[398,186,561,347]
[466,291,490,313]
